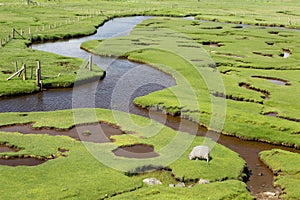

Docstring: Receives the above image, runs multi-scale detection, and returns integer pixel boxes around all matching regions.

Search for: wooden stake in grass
[36,60,41,87]
[15,61,18,72]
[12,28,15,39]
[22,64,27,81]
[7,66,24,81]
[89,55,93,71]
[30,66,33,79]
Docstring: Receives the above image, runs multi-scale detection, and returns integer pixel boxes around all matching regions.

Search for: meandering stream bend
[0,16,299,196]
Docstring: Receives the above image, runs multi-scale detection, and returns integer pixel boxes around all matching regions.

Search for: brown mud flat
[112,144,159,159]
[0,144,19,153]
[212,91,263,104]
[253,52,273,58]
[251,75,290,86]
[264,112,300,123]
[239,82,270,100]
[0,148,69,167]
[0,122,127,143]
[202,41,224,47]
[0,157,48,167]
[215,52,244,58]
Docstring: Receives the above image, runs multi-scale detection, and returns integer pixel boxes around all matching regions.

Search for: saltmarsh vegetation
[0,0,300,199]
[81,17,300,149]
[0,0,300,96]
[0,108,252,199]
[260,149,300,200]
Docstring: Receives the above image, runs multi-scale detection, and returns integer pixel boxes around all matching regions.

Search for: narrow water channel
[0,16,299,196]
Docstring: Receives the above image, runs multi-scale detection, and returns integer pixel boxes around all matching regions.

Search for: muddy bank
[264,112,300,123]
[239,82,270,100]
[0,122,126,143]
[0,144,19,153]
[0,157,47,167]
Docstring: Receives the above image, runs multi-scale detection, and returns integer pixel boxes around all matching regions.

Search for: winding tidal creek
[0,16,299,196]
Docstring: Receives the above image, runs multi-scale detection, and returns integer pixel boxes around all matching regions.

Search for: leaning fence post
[15,61,18,72]
[89,55,93,71]
[30,66,33,79]
[36,60,41,89]
[23,64,27,80]
[12,28,15,39]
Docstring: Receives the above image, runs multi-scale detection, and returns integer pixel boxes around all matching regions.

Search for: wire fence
[0,6,299,48]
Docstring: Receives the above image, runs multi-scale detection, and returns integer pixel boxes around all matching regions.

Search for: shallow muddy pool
[113,144,159,159]
[0,157,47,167]
[0,122,126,143]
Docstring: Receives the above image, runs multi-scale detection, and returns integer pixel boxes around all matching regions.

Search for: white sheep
[189,145,210,162]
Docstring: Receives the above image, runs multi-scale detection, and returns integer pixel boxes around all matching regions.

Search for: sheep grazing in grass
[189,145,210,162]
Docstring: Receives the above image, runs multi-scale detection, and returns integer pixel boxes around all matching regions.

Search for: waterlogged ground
[0,109,252,199]
[0,1,299,199]
[83,17,300,148]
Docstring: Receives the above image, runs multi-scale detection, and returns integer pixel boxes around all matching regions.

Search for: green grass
[0,39,105,96]
[260,149,300,200]
[111,180,253,200]
[0,1,300,199]
[0,0,299,96]
[0,108,251,199]
[81,17,300,148]
[0,132,142,199]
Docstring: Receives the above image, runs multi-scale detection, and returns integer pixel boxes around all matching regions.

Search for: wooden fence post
[15,61,18,72]
[7,66,24,81]
[12,28,15,39]
[30,66,33,79]
[23,64,27,80]
[36,60,41,87]
[89,55,92,71]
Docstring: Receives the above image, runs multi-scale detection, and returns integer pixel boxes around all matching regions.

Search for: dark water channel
[0,16,299,196]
